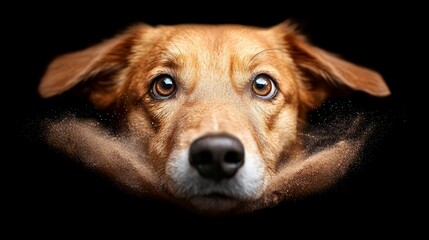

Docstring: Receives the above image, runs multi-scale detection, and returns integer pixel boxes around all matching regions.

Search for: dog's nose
[189,134,245,182]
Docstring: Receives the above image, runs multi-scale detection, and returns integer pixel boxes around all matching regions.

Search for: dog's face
[39,22,390,213]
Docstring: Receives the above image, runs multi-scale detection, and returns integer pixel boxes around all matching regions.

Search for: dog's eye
[151,74,176,100]
[251,74,277,100]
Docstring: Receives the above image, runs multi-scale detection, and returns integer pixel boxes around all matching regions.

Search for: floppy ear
[38,25,145,108]
[276,22,390,109]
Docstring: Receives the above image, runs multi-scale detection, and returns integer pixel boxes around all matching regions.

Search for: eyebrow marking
[147,42,183,65]
[248,48,287,65]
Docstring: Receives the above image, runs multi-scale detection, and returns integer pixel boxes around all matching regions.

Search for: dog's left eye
[251,74,277,100]
[151,74,177,100]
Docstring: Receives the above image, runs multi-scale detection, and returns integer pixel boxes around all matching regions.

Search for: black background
[9,3,413,236]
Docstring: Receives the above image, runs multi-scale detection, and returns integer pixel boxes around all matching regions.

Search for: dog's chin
[189,193,239,212]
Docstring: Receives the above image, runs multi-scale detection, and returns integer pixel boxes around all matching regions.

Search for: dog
[39,21,390,214]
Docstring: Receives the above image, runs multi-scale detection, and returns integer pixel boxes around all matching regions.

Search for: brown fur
[39,21,390,213]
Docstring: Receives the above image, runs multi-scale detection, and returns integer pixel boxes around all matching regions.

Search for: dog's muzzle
[166,131,265,211]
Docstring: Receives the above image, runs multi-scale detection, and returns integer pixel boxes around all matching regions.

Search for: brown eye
[252,74,277,100]
[151,74,176,100]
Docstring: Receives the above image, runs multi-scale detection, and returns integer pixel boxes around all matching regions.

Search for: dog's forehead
[145,24,279,57]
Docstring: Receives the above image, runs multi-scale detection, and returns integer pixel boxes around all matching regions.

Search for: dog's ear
[274,22,390,108]
[38,25,147,108]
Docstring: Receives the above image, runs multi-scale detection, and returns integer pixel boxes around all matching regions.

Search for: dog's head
[39,22,389,213]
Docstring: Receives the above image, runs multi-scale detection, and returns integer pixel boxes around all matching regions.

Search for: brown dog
[39,21,390,213]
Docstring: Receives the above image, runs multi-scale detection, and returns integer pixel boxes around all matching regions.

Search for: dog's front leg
[251,139,360,210]
[44,118,164,199]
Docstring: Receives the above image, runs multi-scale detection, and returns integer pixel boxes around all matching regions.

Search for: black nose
[189,134,245,182]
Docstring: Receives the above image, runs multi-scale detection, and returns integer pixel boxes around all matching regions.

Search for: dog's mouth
[188,192,240,211]
[203,193,234,199]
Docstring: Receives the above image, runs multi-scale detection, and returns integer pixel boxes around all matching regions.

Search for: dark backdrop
[9,3,412,236]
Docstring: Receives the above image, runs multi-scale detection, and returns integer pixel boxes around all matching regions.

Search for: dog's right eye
[150,74,177,100]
